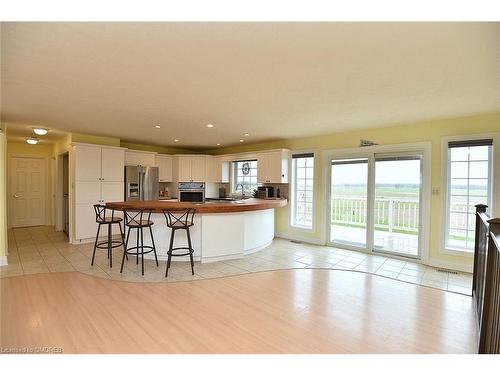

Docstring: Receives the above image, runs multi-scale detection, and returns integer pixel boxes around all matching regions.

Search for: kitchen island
[106,198,287,263]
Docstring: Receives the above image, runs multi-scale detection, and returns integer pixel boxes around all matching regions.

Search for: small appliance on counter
[218,187,226,198]
[178,182,205,203]
[256,186,274,199]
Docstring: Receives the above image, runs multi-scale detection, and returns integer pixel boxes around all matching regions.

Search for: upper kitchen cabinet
[74,144,125,182]
[257,149,290,184]
[175,156,207,182]
[155,154,173,182]
[206,157,230,183]
[125,150,156,167]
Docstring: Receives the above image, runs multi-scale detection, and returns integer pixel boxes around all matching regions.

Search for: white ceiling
[1,22,499,150]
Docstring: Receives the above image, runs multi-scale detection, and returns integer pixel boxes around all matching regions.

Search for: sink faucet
[235,183,245,199]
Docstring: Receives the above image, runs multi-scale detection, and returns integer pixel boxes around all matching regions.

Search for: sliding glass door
[373,155,422,257]
[329,153,422,258]
[330,158,369,249]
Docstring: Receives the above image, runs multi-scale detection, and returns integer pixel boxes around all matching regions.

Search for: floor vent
[437,268,459,275]
[290,240,303,244]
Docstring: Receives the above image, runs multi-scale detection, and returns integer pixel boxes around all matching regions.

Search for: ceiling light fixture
[174,139,179,142]
[239,139,244,143]
[26,137,39,145]
[244,133,249,137]
[206,124,214,128]
[155,125,161,129]
[216,143,221,146]
[33,128,48,136]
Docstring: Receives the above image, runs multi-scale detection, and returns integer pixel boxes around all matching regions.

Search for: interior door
[10,157,46,227]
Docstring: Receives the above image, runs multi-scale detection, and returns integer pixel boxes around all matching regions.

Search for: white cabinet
[75,145,125,182]
[73,144,125,241]
[176,156,207,182]
[125,150,156,166]
[257,150,289,183]
[207,157,230,183]
[155,155,173,182]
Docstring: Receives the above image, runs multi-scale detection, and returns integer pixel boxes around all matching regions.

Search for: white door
[10,157,46,227]
[101,148,125,182]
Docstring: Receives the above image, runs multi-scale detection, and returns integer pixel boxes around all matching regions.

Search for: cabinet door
[75,203,98,240]
[221,161,230,183]
[125,151,156,166]
[191,157,207,182]
[178,158,192,182]
[74,145,102,181]
[156,155,173,182]
[257,153,269,183]
[101,181,124,202]
[101,148,125,182]
[75,181,101,204]
[267,151,283,183]
[205,157,218,183]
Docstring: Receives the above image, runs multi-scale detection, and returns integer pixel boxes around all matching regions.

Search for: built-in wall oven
[178,182,205,203]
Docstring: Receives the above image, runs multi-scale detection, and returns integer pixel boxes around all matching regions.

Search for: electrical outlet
[432,187,440,195]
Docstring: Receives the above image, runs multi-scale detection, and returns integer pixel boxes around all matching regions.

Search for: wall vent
[437,268,458,275]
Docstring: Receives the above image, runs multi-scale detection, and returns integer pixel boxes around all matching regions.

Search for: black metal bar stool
[120,209,159,276]
[162,208,196,277]
[91,204,126,268]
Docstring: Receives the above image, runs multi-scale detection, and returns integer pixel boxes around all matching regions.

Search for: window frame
[231,159,258,195]
[290,151,316,231]
[441,134,497,257]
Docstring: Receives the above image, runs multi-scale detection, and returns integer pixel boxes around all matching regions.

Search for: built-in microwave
[178,182,205,203]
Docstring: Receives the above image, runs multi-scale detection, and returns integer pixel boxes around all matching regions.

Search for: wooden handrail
[473,204,500,353]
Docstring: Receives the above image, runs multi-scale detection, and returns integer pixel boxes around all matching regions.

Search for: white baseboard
[0,255,8,266]
[275,232,323,246]
[428,257,473,274]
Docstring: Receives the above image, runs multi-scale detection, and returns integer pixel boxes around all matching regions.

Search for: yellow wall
[211,112,500,268]
[0,124,7,258]
[70,132,121,147]
[6,141,55,227]
[120,141,195,155]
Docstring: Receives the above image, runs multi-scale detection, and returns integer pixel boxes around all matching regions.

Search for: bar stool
[91,204,126,268]
[120,209,159,276]
[162,208,196,277]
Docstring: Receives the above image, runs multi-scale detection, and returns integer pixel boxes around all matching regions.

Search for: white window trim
[440,132,500,257]
[289,150,317,233]
[322,142,432,264]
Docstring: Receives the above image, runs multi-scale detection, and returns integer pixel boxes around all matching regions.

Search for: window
[232,160,258,195]
[291,153,314,229]
[446,139,493,251]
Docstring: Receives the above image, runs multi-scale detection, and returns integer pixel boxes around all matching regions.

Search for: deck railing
[473,204,500,354]
[331,197,420,233]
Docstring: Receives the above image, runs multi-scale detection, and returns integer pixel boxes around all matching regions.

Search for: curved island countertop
[105,198,287,213]
[105,198,287,263]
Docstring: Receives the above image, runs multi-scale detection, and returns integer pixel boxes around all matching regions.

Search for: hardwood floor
[0,269,477,353]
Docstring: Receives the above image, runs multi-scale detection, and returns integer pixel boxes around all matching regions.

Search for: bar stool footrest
[168,247,194,257]
[96,240,125,250]
[124,245,156,255]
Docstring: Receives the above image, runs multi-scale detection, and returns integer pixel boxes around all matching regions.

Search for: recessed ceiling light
[216,143,221,146]
[155,125,161,129]
[244,133,249,137]
[26,137,39,145]
[33,128,48,136]
[174,139,179,142]
[206,124,214,128]
[239,139,244,143]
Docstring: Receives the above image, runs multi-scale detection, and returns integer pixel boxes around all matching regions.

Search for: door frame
[8,154,48,228]
[323,142,432,263]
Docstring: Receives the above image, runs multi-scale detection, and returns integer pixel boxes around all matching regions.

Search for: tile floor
[0,226,473,295]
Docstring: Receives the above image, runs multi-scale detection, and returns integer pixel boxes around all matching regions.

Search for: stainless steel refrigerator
[125,166,159,201]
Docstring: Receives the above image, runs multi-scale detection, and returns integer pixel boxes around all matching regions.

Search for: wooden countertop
[106,198,287,214]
